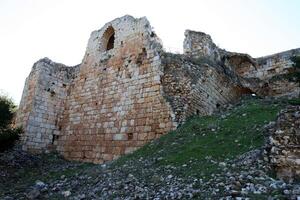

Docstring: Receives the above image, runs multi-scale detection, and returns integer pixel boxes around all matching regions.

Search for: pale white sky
[0,0,300,103]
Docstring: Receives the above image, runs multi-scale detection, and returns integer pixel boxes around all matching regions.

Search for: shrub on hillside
[291,55,300,97]
[292,56,300,83]
[292,56,300,68]
[0,128,22,152]
[0,95,22,152]
[0,95,16,129]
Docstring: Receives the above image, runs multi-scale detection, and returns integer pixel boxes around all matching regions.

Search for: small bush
[287,98,300,105]
[291,56,300,68]
[0,94,22,152]
[0,128,22,152]
[291,55,300,84]
[0,95,16,130]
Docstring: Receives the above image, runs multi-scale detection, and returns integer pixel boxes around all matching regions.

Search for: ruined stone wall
[183,29,300,97]
[53,16,176,163]
[183,30,221,62]
[264,105,300,182]
[221,52,258,79]
[255,49,300,97]
[222,48,300,81]
[16,59,79,152]
[222,48,300,83]
[183,29,299,79]
[161,53,243,124]
[17,15,300,163]
[254,49,300,80]
[221,49,300,97]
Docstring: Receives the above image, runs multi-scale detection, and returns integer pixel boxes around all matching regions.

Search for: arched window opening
[102,26,115,51]
[107,33,115,50]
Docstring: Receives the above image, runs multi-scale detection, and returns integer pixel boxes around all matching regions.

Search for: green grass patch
[113,97,294,178]
[287,98,300,105]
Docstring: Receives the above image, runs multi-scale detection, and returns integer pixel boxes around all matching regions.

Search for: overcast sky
[1,0,300,103]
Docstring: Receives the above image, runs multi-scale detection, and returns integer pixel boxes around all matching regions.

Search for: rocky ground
[1,97,300,199]
[1,146,300,200]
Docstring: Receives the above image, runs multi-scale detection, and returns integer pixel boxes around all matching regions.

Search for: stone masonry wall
[53,16,177,163]
[255,49,300,97]
[221,48,300,82]
[254,48,300,80]
[16,59,79,153]
[222,49,300,97]
[183,30,221,62]
[183,30,300,97]
[17,15,300,164]
[161,53,244,124]
[264,105,300,182]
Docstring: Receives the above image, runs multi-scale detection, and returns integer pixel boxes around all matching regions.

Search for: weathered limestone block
[264,106,300,182]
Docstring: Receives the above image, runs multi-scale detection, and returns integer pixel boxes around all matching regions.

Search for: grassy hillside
[114,97,281,174]
[1,96,299,199]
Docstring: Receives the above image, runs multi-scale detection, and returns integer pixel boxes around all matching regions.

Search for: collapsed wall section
[161,53,246,124]
[16,58,79,152]
[255,49,300,97]
[264,105,300,182]
[220,49,300,97]
[254,49,300,80]
[183,30,221,62]
[183,29,300,98]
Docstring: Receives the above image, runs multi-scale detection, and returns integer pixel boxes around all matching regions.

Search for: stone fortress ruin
[16,15,300,163]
